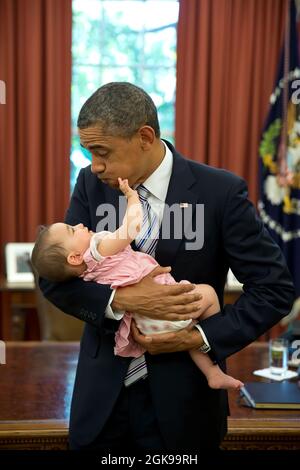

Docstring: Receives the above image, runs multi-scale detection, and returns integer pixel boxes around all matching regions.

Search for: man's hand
[131,320,204,355]
[111,266,203,321]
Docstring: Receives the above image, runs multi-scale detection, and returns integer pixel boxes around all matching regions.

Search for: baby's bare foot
[207,368,244,391]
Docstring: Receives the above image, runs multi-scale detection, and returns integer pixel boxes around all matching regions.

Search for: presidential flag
[258,0,300,313]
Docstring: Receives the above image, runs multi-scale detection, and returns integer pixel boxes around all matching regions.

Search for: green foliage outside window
[71,0,179,191]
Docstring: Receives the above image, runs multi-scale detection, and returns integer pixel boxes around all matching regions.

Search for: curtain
[0,0,72,274]
[175,0,287,203]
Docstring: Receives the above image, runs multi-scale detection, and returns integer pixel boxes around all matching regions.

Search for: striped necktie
[135,185,160,256]
[124,185,159,387]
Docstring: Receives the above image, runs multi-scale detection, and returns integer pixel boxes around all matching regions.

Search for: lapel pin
[180,203,189,208]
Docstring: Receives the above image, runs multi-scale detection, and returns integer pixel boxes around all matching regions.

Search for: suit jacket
[40,141,295,450]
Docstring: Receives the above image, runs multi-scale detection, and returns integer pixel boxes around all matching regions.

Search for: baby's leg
[196,284,220,320]
[189,349,244,391]
[191,284,243,390]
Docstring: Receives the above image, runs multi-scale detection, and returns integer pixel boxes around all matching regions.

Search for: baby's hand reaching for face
[118,178,138,199]
[118,177,143,236]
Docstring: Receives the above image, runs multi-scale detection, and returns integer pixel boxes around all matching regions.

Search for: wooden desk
[0,342,299,450]
[0,279,38,340]
[225,343,300,450]
[0,342,75,449]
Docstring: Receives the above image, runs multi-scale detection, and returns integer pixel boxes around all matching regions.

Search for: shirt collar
[142,141,173,202]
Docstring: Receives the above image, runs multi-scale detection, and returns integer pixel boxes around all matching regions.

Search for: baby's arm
[193,284,220,319]
[97,178,143,257]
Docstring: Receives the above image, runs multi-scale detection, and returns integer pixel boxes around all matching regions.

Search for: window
[71,0,179,190]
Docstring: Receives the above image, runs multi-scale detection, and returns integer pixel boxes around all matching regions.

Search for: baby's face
[50,223,93,254]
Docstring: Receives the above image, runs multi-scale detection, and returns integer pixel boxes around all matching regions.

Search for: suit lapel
[155,150,198,267]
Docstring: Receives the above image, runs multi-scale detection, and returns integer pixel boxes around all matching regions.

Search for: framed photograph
[5,243,34,283]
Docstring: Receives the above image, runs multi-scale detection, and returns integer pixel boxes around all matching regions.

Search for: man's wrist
[106,289,125,320]
[190,327,204,350]
[193,324,211,353]
[111,287,125,312]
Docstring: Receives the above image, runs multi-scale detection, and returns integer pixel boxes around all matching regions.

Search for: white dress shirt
[104,141,210,351]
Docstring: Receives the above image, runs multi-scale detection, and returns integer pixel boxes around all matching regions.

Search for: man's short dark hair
[77,82,160,138]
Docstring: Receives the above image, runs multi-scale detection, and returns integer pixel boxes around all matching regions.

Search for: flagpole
[278,0,291,185]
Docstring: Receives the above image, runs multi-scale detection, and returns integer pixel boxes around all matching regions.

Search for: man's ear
[138,125,155,149]
[67,252,84,266]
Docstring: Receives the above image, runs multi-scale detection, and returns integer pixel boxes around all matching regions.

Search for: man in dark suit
[40,82,295,452]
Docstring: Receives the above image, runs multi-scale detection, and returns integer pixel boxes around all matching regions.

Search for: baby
[31,178,243,391]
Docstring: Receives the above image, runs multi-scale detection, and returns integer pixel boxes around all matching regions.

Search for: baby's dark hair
[31,225,82,282]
